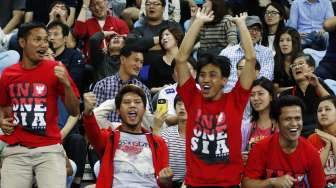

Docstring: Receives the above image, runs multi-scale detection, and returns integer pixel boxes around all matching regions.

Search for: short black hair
[272,95,305,122]
[173,94,183,109]
[47,20,70,36]
[18,22,47,40]
[236,57,261,71]
[120,38,144,57]
[294,52,315,68]
[115,84,147,110]
[197,53,231,78]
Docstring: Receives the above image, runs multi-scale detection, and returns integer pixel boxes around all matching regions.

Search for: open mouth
[202,85,211,93]
[289,128,299,136]
[127,111,137,120]
[295,70,303,75]
[37,50,47,57]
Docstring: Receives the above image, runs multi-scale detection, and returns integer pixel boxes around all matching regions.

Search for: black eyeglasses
[265,11,280,16]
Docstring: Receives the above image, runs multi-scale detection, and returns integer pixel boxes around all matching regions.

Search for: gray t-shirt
[112,131,158,188]
[0,0,26,28]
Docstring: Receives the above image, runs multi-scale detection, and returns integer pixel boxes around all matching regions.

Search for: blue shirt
[288,0,334,33]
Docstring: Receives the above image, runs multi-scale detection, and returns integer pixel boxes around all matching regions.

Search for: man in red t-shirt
[174,8,257,187]
[243,95,326,188]
[0,22,80,187]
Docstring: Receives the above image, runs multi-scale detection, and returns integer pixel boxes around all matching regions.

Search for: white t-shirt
[112,132,158,188]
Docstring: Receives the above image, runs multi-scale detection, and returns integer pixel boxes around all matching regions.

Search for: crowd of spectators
[0,0,336,187]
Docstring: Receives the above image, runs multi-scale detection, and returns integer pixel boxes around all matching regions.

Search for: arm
[76,0,90,22]
[60,115,80,139]
[55,62,80,116]
[3,10,25,34]
[93,99,115,128]
[242,175,295,188]
[287,1,298,30]
[24,12,33,23]
[83,92,109,156]
[175,8,214,86]
[306,74,331,97]
[323,16,336,32]
[66,7,76,27]
[234,13,257,90]
[73,0,90,38]
[316,129,336,164]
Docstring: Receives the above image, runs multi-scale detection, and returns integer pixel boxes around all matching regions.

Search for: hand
[1,117,15,135]
[195,7,214,23]
[229,12,248,25]
[83,92,96,115]
[102,30,117,38]
[317,29,325,37]
[299,32,308,38]
[270,175,296,188]
[304,72,319,87]
[152,109,168,131]
[158,167,173,186]
[54,62,71,87]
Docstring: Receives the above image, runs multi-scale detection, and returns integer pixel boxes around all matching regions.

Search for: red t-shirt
[245,133,326,188]
[308,133,336,183]
[177,77,250,186]
[0,60,80,147]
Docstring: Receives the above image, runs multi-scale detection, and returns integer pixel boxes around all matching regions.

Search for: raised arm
[232,13,256,90]
[175,7,214,86]
[3,10,25,34]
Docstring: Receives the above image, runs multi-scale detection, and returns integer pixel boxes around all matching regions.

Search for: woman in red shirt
[243,77,277,158]
[308,96,336,187]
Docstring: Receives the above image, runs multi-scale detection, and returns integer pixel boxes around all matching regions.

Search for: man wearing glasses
[220,15,274,93]
[280,53,334,138]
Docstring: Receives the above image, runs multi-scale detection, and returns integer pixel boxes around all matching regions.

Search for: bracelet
[82,6,89,9]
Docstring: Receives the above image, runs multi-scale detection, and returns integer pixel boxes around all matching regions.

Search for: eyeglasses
[265,11,280,16]
[248,27,261,33]
[145,2,162,7]
[289,62,305,69]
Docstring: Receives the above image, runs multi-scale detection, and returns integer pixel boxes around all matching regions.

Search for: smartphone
[156,99,168,114]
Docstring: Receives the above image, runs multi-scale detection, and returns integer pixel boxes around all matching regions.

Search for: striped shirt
[219,44,274,93]
[199,15,238,51]
[93,73,152,122]
[160,125,186,182]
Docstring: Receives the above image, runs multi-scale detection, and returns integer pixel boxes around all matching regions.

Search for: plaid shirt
[93,73,152,122]
[219,44,274,93]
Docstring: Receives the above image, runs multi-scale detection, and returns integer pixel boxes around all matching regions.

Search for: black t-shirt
[273,60,295,88]
[321,31,336,63]
[56,48,85,94]
[148,57,175,89]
